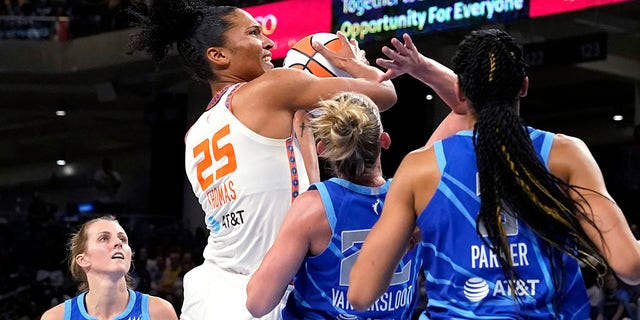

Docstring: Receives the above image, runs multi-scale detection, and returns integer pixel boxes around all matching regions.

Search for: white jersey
[184,83,310,275]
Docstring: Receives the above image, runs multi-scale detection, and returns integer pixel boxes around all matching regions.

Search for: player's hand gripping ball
[283,33,351,78]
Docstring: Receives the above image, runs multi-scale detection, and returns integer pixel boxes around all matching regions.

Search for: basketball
[283,33,351,78]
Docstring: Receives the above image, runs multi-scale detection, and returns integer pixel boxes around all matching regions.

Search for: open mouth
[263,56,272,63]
[112,253,125,260]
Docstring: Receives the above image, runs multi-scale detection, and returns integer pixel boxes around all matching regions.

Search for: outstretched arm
[376,33,470,147]
[311,31,397,111]
[376,33,465,115]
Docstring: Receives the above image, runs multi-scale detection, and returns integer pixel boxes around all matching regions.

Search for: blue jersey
[63,289,150,320]
[283,178,422,320]
[416,128,589,319]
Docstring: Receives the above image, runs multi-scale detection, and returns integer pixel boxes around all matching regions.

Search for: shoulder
[40,303,65,320]
[234,68,317,110]
[549,133,592,162]
[393,146,440,195]
[400,146,438,177]
[288,189,324,221]
[279,189,328,248]
[283,189,327,235]
[248,68,316,92]
[294,188,322,203]
[548,133,594,181]
[551,133,588,150]
[148,295,178,320]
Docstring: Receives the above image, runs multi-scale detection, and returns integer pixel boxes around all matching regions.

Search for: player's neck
[84,285,129,319]
[341,166,385,187]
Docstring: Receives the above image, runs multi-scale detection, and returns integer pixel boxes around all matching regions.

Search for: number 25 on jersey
[193,124,237,191]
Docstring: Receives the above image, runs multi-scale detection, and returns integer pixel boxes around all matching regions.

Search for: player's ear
[76,254,89,268]
[455,80,466,103]
[206,47,229,68]
[380,132,391,150]
[519,76,529,97]
[316,140,325,155]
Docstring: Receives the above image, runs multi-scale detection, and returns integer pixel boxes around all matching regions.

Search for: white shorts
[181,260,291,320]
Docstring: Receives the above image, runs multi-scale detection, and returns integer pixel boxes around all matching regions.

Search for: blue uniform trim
[64,298,72,320]
[540,131,554,168]
[436,179,476,227]
[63,289,148,320]
[327,177,391,195]
[433,140,446,175]
[312,182,337,233]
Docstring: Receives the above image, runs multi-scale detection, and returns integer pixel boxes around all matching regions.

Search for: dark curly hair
[453,28,609,313]
[127,0,237,82]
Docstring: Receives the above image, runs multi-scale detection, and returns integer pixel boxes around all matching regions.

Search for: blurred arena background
[0,0,638,318]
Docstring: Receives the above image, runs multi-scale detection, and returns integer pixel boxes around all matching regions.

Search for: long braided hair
[452,29,608,311]
[127,0,237,82]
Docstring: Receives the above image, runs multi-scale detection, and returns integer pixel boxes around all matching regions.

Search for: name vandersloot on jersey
[330,285,415,312]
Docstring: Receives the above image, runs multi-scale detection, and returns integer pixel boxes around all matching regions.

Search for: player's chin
[262,61,274,70]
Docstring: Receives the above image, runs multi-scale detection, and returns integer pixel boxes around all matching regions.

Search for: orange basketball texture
[283,33,351,78]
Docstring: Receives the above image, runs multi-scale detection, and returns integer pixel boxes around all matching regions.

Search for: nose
[264,35,274,50]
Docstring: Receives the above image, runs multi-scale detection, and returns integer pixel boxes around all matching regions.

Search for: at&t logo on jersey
[463,276,541,302]
[206,210,245,234]
[463,277,489,301]
[207,216,221,234]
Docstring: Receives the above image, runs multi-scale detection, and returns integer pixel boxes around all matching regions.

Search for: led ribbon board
[333,0,529,43]
[529,0,631,18]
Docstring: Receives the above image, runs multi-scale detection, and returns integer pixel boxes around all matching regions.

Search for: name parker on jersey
[470,242,542,298]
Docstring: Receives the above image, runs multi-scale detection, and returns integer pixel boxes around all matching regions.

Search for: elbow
[452,102,468,115]
[378,88,398,112]
[245,283,270,318]
[347,288,374,311]
[246,307,267,318]
[245,297,269,318]
[347,261,384,311]
[613,241,640,286]
[615,268,640,287]
[619,277,640,287]
[348,267,373,310]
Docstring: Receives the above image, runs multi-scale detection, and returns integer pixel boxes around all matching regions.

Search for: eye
[249,27,261,36]
[99,236,108,241]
